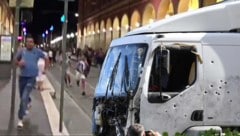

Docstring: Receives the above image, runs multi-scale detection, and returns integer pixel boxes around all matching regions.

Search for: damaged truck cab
[92,1,240,136]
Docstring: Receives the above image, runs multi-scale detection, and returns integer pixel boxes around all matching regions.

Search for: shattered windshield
[95,44,148,97]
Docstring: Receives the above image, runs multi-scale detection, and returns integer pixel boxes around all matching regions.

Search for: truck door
[148,44,198,103]
[142,43,204,134]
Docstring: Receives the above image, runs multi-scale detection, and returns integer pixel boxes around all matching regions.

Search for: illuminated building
[77,0,223,51]
[0,0,14,35]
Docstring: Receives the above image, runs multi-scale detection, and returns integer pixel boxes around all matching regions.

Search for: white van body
[92,1,240,136]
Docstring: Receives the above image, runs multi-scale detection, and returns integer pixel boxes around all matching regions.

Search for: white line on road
[55,64,96,91]
[40,75,70,136]
[47,71,92,122]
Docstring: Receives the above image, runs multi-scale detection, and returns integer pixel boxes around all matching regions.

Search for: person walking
[75,55,89,96]
[96,48,105,71]
[65,55,72,87]
[15,34,48,128]
[48,48,53,67]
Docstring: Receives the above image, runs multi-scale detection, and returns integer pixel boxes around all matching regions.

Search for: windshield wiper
[105,53,121,99]
[121,55,130,94]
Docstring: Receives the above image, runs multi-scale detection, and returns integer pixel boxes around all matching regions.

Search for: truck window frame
[148,45,197,103]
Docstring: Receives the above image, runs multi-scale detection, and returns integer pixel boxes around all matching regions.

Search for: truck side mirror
[161,48,170,74]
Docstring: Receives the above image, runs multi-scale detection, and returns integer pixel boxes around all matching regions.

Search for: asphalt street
[46,61,100,135]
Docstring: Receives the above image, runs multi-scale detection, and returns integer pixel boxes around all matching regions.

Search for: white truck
[92,1,240,135]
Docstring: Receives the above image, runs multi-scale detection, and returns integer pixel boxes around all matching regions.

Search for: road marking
[64,88,92,123]
[69,71,95,90]
[40,75,70,136]
[47,71,92,122]
[55,63,96,91]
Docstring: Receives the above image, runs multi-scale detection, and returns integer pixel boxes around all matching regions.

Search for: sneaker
[27,103,32,110]
[25,103,31,115]
[17,120,23,128]
[25,110,29,115]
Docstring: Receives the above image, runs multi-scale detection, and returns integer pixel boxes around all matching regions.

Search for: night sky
[25,0,78,44]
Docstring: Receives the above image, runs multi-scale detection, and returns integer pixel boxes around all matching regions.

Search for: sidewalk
[0,75,69,136]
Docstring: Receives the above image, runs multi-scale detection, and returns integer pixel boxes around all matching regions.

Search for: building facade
[0,0,14,35]
[77,0,222,51]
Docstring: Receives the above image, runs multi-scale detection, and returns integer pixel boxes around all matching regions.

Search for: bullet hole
[204,91,207,94]
[211,61,214,63]
[208,117,213,119]
[219,86,222,89]
[230,100,232,102]
[173,104,177,108]
[224,82,227,85]
[227,91,230,94]
[220,80,223,83]
[210,85,214,88]
[165,110,168,113]
[184,114,187,118]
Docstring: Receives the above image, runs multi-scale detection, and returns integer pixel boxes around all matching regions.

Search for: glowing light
[102,28,106,32]
[70,33,74,38]
[135,22,140,27]
[125,25,129,30]
[116,26,120,31]
[149,19,154,24]
[75,13,79,17]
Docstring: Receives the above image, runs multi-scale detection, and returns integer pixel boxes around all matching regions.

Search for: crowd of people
[15,34,106,128]
[15,34,163,136]
[35,43,106,91]
[63,45,106,96]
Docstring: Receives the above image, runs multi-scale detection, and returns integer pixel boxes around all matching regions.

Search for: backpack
[84,61,90,77]
[77,60,90,77]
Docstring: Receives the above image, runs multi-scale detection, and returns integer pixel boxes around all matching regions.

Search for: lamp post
[59,0,68,133]
[11,0,21,127]
[23,27,26,44]
[20,21,25,45]
[50,25,54,47]
[42,33,45,46]
[58,0,75,132]
[45,30,49,46]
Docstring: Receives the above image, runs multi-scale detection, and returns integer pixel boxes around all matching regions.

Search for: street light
[74,13,79,17]
[42,33,45,46]
[58,0,73,133]
[42,33,45,38]
[50,25,54,47]
[22,27,27,44]
[70,32,74,38]
[45,30,49,46]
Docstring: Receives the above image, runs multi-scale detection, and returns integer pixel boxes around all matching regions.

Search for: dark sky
[25,0,78,44]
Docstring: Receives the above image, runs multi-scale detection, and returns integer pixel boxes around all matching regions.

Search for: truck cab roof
[126,0,240,36]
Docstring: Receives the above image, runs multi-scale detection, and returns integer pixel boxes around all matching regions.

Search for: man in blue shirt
[15,34,48,128]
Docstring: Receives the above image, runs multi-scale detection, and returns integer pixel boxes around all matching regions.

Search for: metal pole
[59,0,68,132]
[50,32,52,47]
[10,0,21,124]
